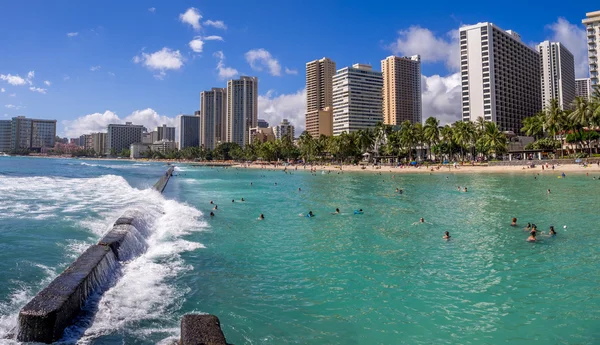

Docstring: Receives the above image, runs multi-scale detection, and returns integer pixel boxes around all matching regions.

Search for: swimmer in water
[396,188,399,193]
[241,198,245,202]
[463,187,468,192]
[213,205,218,210]
[332,208,340,214]
[420,218,425,223]
[524,223,531,231]
[457,186,461,191]
[547,189,551,194]
[307,211,314,217]
[355,209,364,214]
[531,224,538,233]
[443,231,450,239]
[232,199,235,203]
[210,212,215,217]
[258,214,264,220]
[298,188,302,192]
[527,231,536,242]
[511,217,517,226]
[549,226,556,236]
[210,200,214,204]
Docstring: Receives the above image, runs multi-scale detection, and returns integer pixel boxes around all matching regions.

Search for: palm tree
[570,96,595,156]
[544,98,564,140]
[423,117,440,161]
[399,121,416,161]
[482,122,507,159]
[440,125,454,161]
[356,129,375,155]
[452,121,472,162]
[298,132,315,162]
[521,113,545,139]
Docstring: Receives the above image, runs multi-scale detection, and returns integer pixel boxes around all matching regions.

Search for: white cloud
[62,108,177,137]
[189,37,204,53]
[546,17,588,78]
[0,88,4,93]
[133,47,184,79]
[204,35,223,41]
[245,49,282,76]
[8,93,15,97]
[387,26,460,71]
[108,72,115,76]
[90,65,101,71]
[214,51,238,80]
[5,104,24,110]
[179,7,202,30]
[67,32,79,37]
[29,87,47,94]
[285,67,298,75]
[148,7,156,13]
[258,89,306,134]
[421,73,462,125]
[44,80,51,86]
[27,71,34,80]
[0,74,27,86]
[204,20,226,30]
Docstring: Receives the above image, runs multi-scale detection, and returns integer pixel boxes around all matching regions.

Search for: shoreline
[6,155,600,174]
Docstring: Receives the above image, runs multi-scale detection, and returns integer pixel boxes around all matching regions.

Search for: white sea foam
[0,174,207,343]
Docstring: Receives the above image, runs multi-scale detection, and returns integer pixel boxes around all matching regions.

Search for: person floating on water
[527,231,536,242]
[511,217,517,226]
[443,231,450,240]
[332,208,340,215]
[354,209,364,214]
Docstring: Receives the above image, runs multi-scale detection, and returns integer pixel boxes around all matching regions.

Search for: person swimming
[232,199,235,203]
[332,208,340,215]
[443,231,450,239]
[531,224,538,233]
[463,187,468,192]
[396,188,399,193]
[307,211,314,218]
[527,231,536,242]
[210,200,214,204]
[298,188,302,192]
[511,217,517,226]
[213,205,218,210]
[547,189,551,194]
[258,213,264,220]
[241,198,245,202]
[420,218,425,223]
[354,209,364,214]
[549,226,556,236]
[210,212,215,217]
[524,223,531,231]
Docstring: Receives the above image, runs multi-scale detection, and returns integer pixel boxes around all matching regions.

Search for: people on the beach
[443,231,450,239]
[511,217,517,226]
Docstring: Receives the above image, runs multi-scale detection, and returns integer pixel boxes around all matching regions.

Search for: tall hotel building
[305,57,336,137]
[177,114,200,150]
[381,55,422,125]
[576,78,592,99]
[200,87,227,150]
[226,76,258,146]
[105,122,144,154]
[537,41,576,110]
[10,116,57,151]
[332,64,383,135]
[459,23,541,133]
[583,11,600,89]
[0,120,11,152]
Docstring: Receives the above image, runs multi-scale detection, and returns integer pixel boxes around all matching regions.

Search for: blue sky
[0,1,594,137]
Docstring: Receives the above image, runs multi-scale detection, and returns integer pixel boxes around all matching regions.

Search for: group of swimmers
[511,217,558,242]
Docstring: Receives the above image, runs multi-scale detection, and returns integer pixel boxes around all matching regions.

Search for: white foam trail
[0,174,207,343]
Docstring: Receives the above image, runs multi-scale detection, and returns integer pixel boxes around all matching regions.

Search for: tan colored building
[249,126,275,144]
[381,55,422,125]
[583,11,600,89]
[305,57,336,137]
[90,132,106,154]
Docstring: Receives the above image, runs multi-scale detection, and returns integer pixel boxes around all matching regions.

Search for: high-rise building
[226,76,258,147]
[177,114,200,150]
[583,11,600,89]
[0,120,11,152]
[257,119,269,128]
[79,134,91,149]
[106,122,144,155]
[576,78,592,100]
[273,119,295,140]
[155,124,176,142]
[10,116,57,151]
[306,57,336,137]
[459,23,541,133]
[381,55,422,125]
[332,63,383,135]
[90,132,106,154]
[537,41,576,110]
[200,87,227,150]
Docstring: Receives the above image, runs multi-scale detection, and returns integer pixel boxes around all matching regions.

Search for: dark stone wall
[180,314,228,345]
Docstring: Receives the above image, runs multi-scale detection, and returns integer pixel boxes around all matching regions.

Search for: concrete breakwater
[16,166,174,343]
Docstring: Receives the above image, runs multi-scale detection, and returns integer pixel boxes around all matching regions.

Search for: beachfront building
[177,114,200,150]
[105,122,144,155]
[155,124,176,142]
[200,87,227,150]
[584,11,600,89]
[381,55,422,125]
[9,116,57,151]
[227,76,258,147]
[306,57,336,137]
[537,41,576,110]
[273,119,295,140]
[90,132,106,154]
[249,126,275,144]
[576,78,592,100]
[332,63,383,135]
[459,23,541,133]
[0,120,11,152]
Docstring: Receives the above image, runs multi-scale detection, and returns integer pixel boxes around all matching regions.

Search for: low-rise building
[273,119,295,140]
[249,127,275,144]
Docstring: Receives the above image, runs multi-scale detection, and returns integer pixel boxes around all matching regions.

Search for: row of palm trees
[521,92,600,157]
[298,118,508,164]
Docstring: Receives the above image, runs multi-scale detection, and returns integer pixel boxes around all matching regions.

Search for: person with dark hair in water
[443,231,451,240]
[210,212,215,217]
[527,231,537,242]
[258,214,265,220]
[511,217,517,226]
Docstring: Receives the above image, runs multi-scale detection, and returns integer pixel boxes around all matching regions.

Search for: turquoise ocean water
[1,156,600,344]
